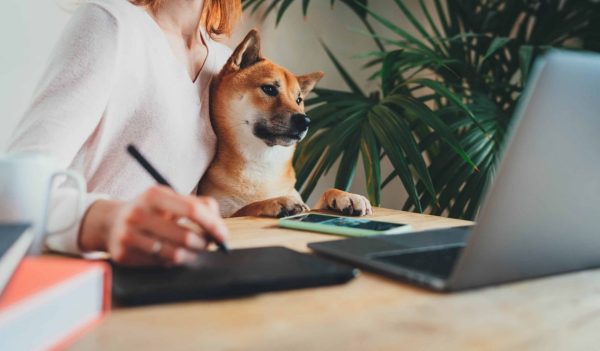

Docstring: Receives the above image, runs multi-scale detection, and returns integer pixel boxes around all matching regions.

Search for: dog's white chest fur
[201,141,297,217]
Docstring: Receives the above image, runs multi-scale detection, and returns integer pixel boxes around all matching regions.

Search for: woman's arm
[8,4,121,255]
[9,4,119,165]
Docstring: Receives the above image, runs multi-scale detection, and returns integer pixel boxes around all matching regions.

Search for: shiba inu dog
[198,30,372,218]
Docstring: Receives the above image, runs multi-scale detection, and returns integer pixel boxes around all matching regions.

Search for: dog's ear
[297,71,325,96]
[226,29,262,71]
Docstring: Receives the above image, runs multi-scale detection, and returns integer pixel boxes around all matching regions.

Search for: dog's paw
[317,188,373,216]
[268,196,311,218]
[233,196,310,218]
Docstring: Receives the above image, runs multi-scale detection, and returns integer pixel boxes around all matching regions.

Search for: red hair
[131,0,241,38]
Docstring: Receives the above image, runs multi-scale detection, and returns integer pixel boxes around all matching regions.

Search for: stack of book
[0,224,111,350]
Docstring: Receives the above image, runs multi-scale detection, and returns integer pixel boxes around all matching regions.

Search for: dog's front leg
[232,195,310,218]
[315,188,373,216]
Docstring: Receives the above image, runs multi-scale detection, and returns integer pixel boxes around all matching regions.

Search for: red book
[0,257,111,350]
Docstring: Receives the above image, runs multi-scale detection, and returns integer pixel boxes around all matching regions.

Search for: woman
[8,0,241,265]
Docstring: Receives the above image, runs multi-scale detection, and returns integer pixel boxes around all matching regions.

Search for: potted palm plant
[242,0,600,219]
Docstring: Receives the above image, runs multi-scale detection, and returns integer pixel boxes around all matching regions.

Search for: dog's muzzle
[252,114,311,147]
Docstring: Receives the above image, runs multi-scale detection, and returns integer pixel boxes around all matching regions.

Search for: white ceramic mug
[0,153,86,254]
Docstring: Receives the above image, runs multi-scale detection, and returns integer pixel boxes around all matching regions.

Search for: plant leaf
[334,132,361,191]
[381,50,403,95]
[368,108,423,212]
[276,0,295,26]
[320,41,366,96]
[519,45,534,85]
[382,93,477,170]
[483,37,511,61]
[360,124,381,205]
[340,0,368,20]
[302,0,310,17]
[409,78,487,133]
[354,1,433,53]
[261,0,282,21]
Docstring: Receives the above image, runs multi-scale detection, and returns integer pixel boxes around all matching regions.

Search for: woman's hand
[79,185,229,266]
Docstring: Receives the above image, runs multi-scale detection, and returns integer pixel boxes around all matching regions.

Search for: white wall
[0,0,72,148]
[0,0,411,209]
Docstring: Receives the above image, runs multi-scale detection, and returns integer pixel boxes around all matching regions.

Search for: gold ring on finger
[151,239,163,257]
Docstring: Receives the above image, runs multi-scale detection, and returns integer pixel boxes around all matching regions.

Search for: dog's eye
[296,96,303,105]
[261,85,278,97]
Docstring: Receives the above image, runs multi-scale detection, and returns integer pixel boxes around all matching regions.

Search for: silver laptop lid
[448,50,600,290]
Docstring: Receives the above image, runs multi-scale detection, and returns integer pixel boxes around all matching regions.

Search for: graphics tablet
[112,246,358,305]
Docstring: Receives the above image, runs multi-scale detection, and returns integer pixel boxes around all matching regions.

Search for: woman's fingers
[112,248,161,267]
[131,208,208,251]
[141,185,194,215]
[187,197,229,243]
[115,228,198,264]
[140,186,229,244]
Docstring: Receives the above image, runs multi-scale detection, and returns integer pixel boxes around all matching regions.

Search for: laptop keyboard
[372,245,464,279]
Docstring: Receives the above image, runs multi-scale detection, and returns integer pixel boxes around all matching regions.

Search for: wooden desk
[70,209,598,350]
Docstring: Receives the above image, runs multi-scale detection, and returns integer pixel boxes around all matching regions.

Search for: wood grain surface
[69,208,599,351]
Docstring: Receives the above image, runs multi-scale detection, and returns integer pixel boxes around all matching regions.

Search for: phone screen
[286,214,407,231]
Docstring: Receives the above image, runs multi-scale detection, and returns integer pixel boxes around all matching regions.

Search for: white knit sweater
[7,0,232,254]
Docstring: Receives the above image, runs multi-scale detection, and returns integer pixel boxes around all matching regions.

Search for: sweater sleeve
[7,3,120,255]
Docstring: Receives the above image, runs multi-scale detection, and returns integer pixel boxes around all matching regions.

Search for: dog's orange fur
[198,30,372,218]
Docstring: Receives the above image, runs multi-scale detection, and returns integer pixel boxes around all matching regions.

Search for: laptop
[309,50,600,291]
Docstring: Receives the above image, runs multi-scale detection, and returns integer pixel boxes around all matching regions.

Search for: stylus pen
[127,144,230,254]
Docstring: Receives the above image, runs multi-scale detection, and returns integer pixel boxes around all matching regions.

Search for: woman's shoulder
[73,0,144,28]
[64,0,157,55]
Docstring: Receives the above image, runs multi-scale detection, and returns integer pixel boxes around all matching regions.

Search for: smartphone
[278,213,412,237]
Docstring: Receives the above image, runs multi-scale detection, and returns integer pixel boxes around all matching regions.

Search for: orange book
[0,257,111,350]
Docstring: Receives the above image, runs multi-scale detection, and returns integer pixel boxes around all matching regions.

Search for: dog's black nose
[292,114,311,132]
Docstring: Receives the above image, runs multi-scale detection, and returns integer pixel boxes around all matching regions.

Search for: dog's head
[211,30,324,148]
